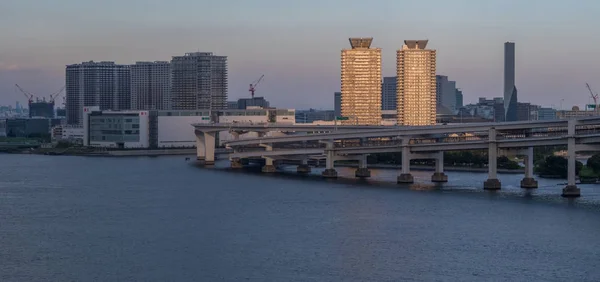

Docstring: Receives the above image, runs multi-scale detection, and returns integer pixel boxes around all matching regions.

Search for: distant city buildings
[171,52,228,110]
[295,109,335,123]
[235,97,270,109]
[340,38,382,125]
[29,101,55,119]
[556,106,599,119]
[381,77,397,111]
[65,61,131,125]
[455,89,463,109]
[334,92,341,117]
[131,61,171,110]
[397,40,437,126]
[436,75,457,113]
[504,42,518,121]
[538,107,557,120]
[227,101,238,110]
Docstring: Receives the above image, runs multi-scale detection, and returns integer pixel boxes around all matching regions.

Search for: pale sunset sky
[0,0,599,109]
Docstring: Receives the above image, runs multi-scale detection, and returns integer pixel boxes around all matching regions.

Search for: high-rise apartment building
[340,38,382,125]
[397,40,437,126]
[171,52,228,110]
[131,61,171,110]
[382,77,397,111]
[65,61,130,125]
[504,42,518,121]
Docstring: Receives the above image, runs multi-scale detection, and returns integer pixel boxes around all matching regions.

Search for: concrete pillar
[563,120,580,197]
[431,151,448,182]
[261,144,276,173]
[520,147,538,188]
[231,131,240,141]
[262,157,276,173]
[230,157,243,169]
[203,132,216,166]
[195,132,205,161]
[322,141,337,178]
[484,128,501,190]
[297,159,311,174]
[355,154,371,178]
[398,139,414,184]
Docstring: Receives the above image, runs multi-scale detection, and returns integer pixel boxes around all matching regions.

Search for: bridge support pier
[196,134,205,162]
[431,151,448,182]
[195,131,216,165]
[520,147,538,188]
[230,158,243,169]
[355,154,371,178]
[322,142,337,178]
[562,121,580,197]
[484,128,501,190]
[397,143,414,184]
[297,159,311,174]
[322,169,338,178]
[262,157,276,173]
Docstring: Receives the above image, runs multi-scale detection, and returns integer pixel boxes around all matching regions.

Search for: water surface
[1,155,599,281]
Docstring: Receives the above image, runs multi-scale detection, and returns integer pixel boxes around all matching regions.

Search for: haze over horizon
[1,0,599,110]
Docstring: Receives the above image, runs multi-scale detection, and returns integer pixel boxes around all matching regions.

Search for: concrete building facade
[66,61,131,125]
[340,38,382,125]
[397,40,437,126]
[382,76,397,111]
[81,107,295,149]
[131,61,171,110]
[171,52,228,110]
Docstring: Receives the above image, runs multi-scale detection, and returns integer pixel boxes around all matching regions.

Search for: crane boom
[586,83,599,112]
[15,84,34,103]
[49,85,65,103]
[248,74,265,98]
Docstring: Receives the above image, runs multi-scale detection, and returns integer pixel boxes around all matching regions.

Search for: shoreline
[1,148,197,157]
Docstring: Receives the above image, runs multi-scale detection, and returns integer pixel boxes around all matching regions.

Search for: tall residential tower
[170,52,228,110]
[131,61,171,110]
[397,40,437,126]
[65,61,131,125]
[340,38,382,125]
[504,42,518,121]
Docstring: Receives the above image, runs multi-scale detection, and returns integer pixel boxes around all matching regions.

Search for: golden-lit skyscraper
[341,38,382,125]
[397,40,437,126]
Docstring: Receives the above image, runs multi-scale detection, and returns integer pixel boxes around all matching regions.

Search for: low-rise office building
[51,125,85,143]
[1,117,62,138]
[81,107,296,148]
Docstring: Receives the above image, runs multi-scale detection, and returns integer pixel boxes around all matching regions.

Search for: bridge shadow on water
[190,161,600,211]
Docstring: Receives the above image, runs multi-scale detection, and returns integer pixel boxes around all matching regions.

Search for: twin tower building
[341,38,436,126]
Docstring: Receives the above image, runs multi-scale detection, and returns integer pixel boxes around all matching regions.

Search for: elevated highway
[194,118,600,197]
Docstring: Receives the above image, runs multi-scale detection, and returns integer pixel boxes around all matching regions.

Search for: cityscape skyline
[1,0,599,109]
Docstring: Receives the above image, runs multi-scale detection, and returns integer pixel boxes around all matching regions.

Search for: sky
[1,0,599,110]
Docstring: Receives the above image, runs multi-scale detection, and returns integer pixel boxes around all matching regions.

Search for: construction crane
[586,83,599,112]
[15,84,34,104]
[248,75,264,98]
[49,85,65,103]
